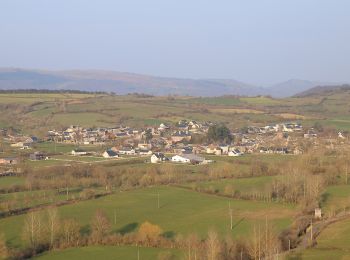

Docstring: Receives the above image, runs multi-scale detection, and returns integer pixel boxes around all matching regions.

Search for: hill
[294,84,350,97]
[267,79,335,98]
[0,68,266,97]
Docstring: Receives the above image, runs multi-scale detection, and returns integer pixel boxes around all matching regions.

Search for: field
[34,246,182,260]
[320,185,350,216]
[2,90,350,136]
[288,218,350,259]
[1,90,350,259]
[0,186,294,249]
[182,175,278,196]
[0,176,25,189]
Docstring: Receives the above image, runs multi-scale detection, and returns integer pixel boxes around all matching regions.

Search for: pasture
[182,175,278,195]
[1,91,350,137]
[0,176,25,189]
[34,246,182,260]
[0,186,295,249]
[288,218,350,259]
[321,185,350,216]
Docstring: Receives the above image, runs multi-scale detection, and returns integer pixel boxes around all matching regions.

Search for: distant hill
[267,79,336,98]
[294,84,350,97]
[0,68,345,97]
[0,68,267,97]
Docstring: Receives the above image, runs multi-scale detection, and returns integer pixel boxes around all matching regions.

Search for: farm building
[29,152,46,161]
[102,150,119,158]
[171,154,209,164]
[151,153,168,163]
[71,149,87,156]
[228,149,243,157]
[118,147,136,155]
[206,145,222,155]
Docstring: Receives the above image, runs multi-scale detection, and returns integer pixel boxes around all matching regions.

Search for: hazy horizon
[2,0,350,86]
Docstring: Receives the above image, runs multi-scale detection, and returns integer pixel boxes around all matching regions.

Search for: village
[0,119,348,172]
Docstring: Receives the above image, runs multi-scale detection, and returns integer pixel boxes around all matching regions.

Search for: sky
[1,0,350,85]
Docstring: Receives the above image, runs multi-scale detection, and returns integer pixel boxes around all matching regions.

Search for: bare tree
[62,218,80,247]
[0,233,8,259]
[22,211,43,249]
[47,207,60,248]
[90,209,111,243]
[205,229,221,260]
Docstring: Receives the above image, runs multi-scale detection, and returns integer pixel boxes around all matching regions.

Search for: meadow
[320,185,350,216]
[288,218,350,259]
[34,246,182,260]
[2,90,350,136]
[0,176,25,189]
[0,186,294,249]
[181,175,279,195]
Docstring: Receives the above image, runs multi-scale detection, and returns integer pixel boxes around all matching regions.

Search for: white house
[118,148,136,155]
[158,123,170,131]
[219,145,230,155]
[228,149,243,157]
[282,124,294,132]
[151,153,167,163]
[171,154,207,164]
[138,142,152,150]
[103,150,119,158]
[139,149,153,155]
[206,145,222,155]
[71,149,87,156]
[338,132,345,139]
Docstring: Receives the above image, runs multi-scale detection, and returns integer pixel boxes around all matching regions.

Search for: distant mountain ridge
[294,84,350,97]
[267,79,338,98]
[0,68,344,97]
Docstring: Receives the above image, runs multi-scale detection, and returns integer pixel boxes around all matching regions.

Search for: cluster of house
[46,121,212,145]
[8,136,39,150]
[246,122,303,134]
[1,120,348,168]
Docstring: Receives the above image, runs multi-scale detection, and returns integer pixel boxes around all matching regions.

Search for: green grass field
[34,142,81,154]
[182,175,278,195]
[0,186,294,249]
[34,246,182,260]
[0,176,25,189]
[288,218,350,259]
[0,187,107,213]
[1,91,350,136]
[321,185,350,216]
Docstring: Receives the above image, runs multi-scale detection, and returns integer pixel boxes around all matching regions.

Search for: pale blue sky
[1,0,349,85]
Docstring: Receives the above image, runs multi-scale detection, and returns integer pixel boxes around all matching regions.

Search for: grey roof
[180,153,205,162]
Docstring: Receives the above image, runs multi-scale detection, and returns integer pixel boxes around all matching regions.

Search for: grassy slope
[289,218,350,260]
[321,185,350,216]
[0,186,294,249]
[2,91,350,135]
[34,246,182,260]
[182,175,278,195]
[0,176,25,188]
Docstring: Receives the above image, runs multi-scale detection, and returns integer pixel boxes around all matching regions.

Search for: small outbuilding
[315,208,322,219]
[102,150,119,158]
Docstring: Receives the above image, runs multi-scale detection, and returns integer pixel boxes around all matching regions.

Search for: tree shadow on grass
[162,231,176,239]
[320,192,330,206]
[232,217,245,230]
[117,222,139,235]
[80,225,91,236]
